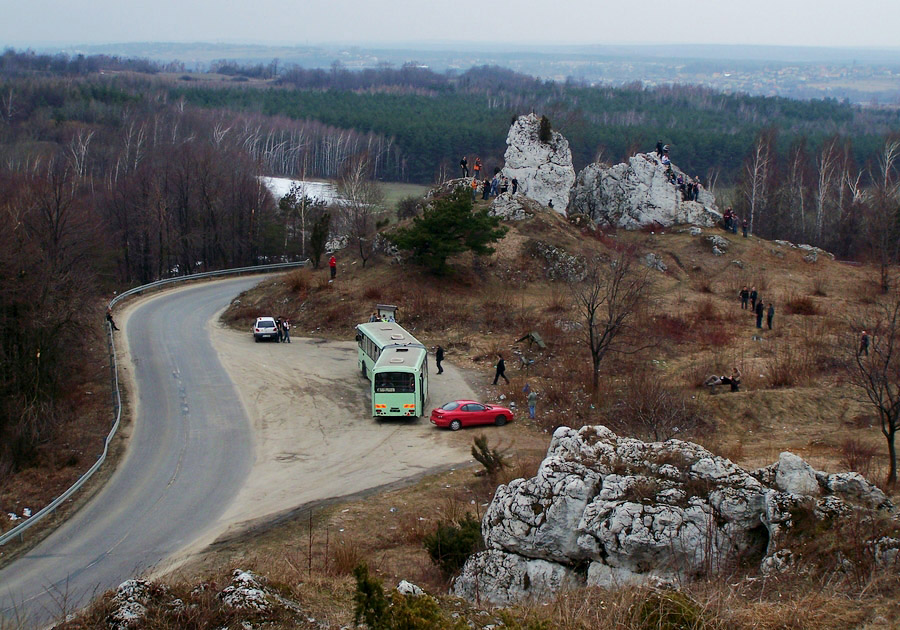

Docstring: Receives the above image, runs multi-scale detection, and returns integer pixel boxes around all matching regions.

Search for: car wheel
[494,415,507,427]
[449,419,462,431]
[254,337,260,343]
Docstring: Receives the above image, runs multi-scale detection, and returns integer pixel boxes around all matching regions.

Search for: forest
[0,48,898,479]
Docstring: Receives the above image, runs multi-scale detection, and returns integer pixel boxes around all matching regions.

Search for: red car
[430,400,513,431]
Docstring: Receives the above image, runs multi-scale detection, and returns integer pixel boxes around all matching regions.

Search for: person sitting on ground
[729,367,741,392]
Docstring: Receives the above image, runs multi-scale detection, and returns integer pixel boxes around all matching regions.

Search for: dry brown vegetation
[60,202,900,628]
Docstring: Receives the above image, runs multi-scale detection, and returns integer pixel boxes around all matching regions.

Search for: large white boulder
[569,153,720,229]
[501,113,575,214]
[454,425,894,605]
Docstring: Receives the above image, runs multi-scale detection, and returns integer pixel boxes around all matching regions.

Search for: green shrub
[423,513,484,576]
[352,562,463,629]
[632,590,705,630]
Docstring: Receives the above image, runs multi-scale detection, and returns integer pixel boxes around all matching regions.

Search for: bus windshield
[374,372,415,393]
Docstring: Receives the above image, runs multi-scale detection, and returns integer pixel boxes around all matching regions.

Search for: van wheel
[495,415,507,426]
[361,364,366,378]
[449,420,462,431]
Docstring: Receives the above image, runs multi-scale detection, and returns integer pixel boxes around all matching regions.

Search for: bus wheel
[449,419,462,431]
[361,364,366,378]
[494,415,507,427]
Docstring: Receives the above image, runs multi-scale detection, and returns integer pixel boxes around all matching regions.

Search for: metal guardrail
[0,261,307,547]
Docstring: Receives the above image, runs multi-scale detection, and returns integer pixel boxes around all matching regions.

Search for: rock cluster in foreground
[453,425,896,605]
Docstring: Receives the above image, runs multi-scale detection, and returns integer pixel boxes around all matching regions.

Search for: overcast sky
[3,0,899,50]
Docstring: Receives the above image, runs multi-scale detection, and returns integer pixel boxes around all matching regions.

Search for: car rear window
[258,321,275,328]
[440,401,460,411]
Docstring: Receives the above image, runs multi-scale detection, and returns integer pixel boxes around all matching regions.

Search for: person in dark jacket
[767,303,775,330]
[755,299,764,329]
[740,286,749,310]
[859,330,870,356]
[493,353,510,385]
[106,307,119,331]
[435,345,444,374]
[750,287,758,310]
[460,156,468,178]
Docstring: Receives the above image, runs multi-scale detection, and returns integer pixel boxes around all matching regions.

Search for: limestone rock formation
[452,426,894,605]
[501,114,575,214]
[489,192,534,221]
[569,153,721,229]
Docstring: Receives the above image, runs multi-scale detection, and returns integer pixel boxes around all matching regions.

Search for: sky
[2,0,899,50]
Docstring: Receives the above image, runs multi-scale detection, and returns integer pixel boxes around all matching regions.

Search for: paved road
[0,277,260,628]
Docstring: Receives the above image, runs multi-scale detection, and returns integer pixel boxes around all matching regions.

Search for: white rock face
[489,193,533,221]
[569,153,720,229]
[453,425,894,605]
[501,113,575,214]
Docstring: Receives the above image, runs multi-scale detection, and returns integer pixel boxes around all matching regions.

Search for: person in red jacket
[329,254,337,280]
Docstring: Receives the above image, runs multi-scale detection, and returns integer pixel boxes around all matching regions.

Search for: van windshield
[374,372,415,393]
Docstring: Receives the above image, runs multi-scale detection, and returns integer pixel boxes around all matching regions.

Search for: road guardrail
[0,261,307,547]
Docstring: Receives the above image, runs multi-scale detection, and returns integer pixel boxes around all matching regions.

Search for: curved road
[0,277,261,628]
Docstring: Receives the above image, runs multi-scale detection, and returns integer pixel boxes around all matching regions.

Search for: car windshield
[258,321,275,328]
[440,401,460,411]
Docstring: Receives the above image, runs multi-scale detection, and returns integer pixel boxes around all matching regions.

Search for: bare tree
[815,137,840,242]
[741,128,775,235]
[571,250,653,400]
[337,152,385,268]
[867,138,900,292]
[847,292,900,485]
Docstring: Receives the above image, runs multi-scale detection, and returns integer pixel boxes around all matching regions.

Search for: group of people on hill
[739,285,775,330]
[722,207,748,237]
[462,155,518,201]
[655,142,703,201]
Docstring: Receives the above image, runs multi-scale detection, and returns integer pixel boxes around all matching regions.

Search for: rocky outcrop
[501,114,575,214]
[489,192,534,221]
[569,153,720,229]
[452,427,894,605]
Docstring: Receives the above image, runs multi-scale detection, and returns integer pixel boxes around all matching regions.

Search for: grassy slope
[62,192,900,629]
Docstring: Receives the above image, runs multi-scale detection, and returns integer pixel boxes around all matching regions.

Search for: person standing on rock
[656,141,664,157]
[740,286,750,310]
[435,345,444,374]
[473,156,482,179]
[767,303,775,330]
[755,299,765,329]
[460,156,468,178]
[493,353,510,385]
[511,177,518,195]
[470,177,478,202]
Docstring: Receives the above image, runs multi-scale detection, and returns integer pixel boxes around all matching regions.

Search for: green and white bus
[356,321,429,418]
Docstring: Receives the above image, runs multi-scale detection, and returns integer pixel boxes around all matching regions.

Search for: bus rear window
[374,372,415,393]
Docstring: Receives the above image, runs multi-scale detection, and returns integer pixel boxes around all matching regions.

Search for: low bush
[423,513,483,576]
[785,292,818,315]
[631,589,706,630]
[471,434,507,476]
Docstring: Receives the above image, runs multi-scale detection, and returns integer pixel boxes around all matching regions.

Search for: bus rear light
[403,404,415,409]
[374,404,387,409]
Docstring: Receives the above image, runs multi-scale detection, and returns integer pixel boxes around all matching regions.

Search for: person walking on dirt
[435,345,444,374]
[493,353,510,385]
[766,303,775,330]
[283,319,291,343]
[755,299,764,329]
[329,254,337,280]
[859,330,870,356]
[740,286,749,310]
[527,389,537,419]
[750,287,758,310]
[276,317,284,342]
